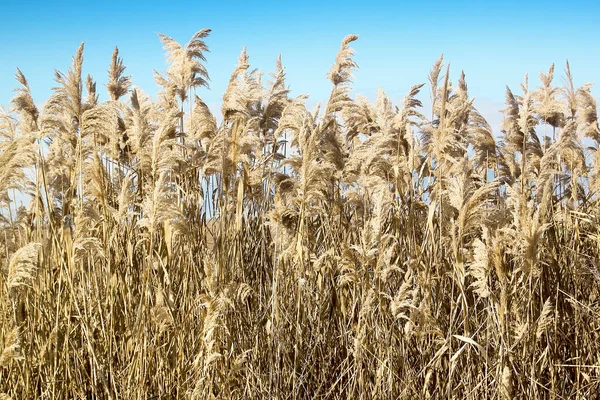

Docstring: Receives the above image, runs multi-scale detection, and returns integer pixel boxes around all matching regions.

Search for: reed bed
[0,30,599,399]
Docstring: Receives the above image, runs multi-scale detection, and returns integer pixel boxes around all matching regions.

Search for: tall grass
[0,30,599,399]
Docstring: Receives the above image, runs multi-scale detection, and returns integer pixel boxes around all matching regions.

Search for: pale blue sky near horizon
[1,0,598,133]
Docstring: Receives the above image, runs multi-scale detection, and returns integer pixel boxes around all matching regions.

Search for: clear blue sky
[1,0,598,131]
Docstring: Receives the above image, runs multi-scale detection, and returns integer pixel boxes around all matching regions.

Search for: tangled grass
[0,30,599,399]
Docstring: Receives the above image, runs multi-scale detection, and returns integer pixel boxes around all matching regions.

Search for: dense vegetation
[0,29,599,399]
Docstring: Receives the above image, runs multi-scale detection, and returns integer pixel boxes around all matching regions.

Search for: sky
[1,0,599,133]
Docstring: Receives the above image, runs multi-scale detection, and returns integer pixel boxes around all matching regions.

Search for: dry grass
[0,30,599,399]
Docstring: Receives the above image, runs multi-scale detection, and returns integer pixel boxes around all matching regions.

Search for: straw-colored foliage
[0,30,599,399]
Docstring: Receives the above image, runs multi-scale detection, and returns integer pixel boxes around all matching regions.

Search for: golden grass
[0,30,599,399]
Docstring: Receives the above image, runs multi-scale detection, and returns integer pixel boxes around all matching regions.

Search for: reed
[0,30,598,399]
